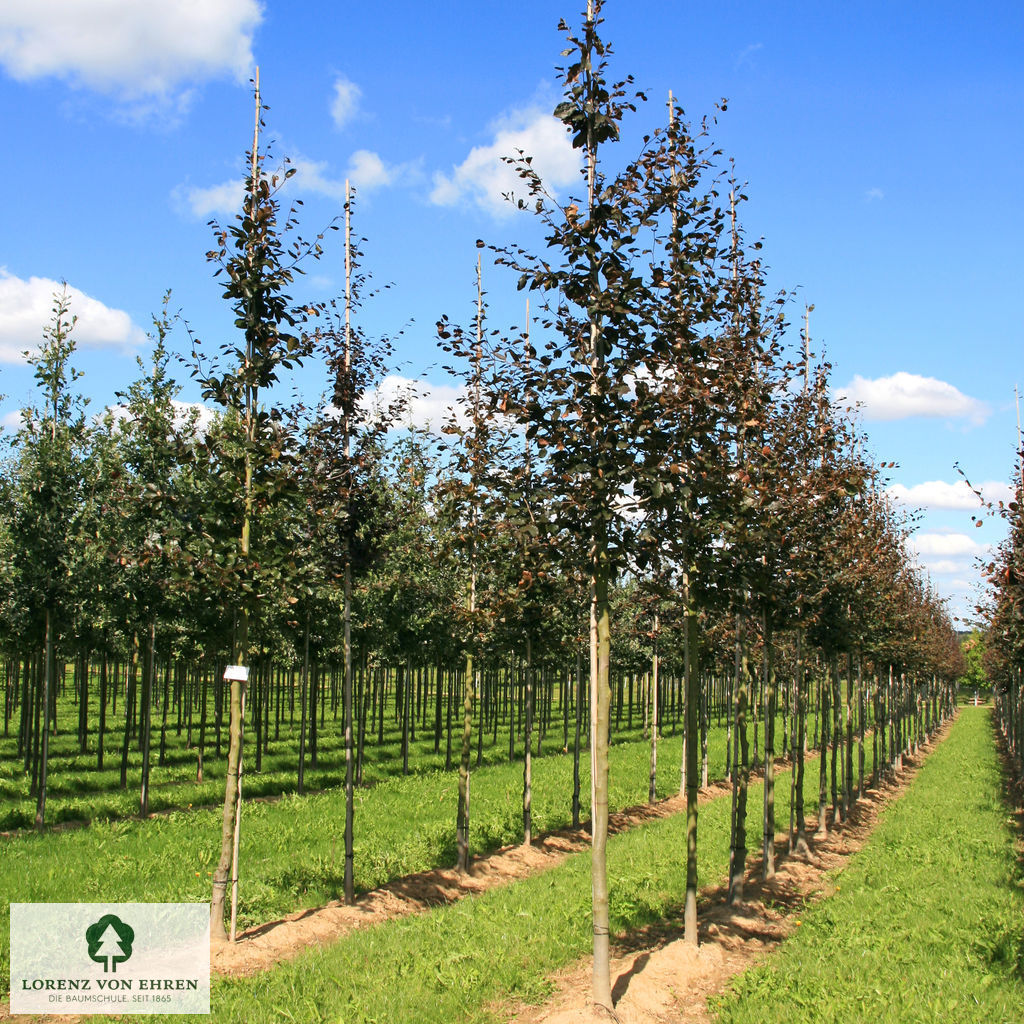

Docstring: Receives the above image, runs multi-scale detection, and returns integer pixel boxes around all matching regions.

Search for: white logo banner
[10,903,209,1015]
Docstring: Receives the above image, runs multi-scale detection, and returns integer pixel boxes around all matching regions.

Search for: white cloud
[178,178,244,218]
[0,270,145,363]
[357,375,466,434]
[171,400,215,434]
[430,105,580,217]
[289,157,345,201]
[330,75,360,129]
[834,372,989,424]
[103,399,214,436]
[887,479,1013,511]
[865,187,885,201]
[1,409,22,431]
[347,150,412,192]
[909,531,989,559]
[924,559,965,576]
[294,150,418,199]
[0,0,261,107]
[178,148,415,219]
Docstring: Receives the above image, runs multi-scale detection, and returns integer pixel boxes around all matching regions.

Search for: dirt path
[502,721,953,1024]
[210,774,738,976]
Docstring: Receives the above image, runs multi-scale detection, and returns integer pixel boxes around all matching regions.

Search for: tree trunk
[831,656,841,826]
[684,605,700,942]
[343,561,355,905]
[456,658,474,872]
[817,663,829,835]
[34,609,53,830]
[97,653,107,770]
[728,618,750,903]
[77,647,88,754]
[761,615,775,879]
[120,635,138,790]
[139,620,155,817]
[649,616,659,803]
[210,663,246,944]
[792,629,810,856]
[572,649,582,828]
[298,619,309,794]
[523,634,534,846]
[590,559,613,1008]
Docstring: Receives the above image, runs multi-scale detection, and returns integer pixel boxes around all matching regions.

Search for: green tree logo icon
[85,915,135,973]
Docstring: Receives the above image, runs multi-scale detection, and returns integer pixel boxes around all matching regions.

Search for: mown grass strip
[3,715,764,986]
[712,707,1024,1024]
[113,736,845,1024]
[2,685,740,829]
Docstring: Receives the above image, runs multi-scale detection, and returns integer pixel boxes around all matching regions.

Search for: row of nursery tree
[0,3,964,1010]
[979,421,1024,787]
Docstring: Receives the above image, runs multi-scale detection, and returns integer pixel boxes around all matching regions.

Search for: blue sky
[1,0,1021,624]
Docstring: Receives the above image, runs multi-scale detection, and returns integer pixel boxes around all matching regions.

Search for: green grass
[712,707,1024,1024]
[0,704,804,996]
[0,720,703,983]
[59,734,843,1024]
[183,735,835,1023]
[0,675,736,829]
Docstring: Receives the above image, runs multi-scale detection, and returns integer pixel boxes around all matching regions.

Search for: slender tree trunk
[445,663,453,771]
[523,634,534,846]
[761,615,775,879]
[792,629,810,856]
[701,675,709,789]
[456,658,474,872]
[97,653,107,770]
[649,615,659,803]
[590,558,613,1007]
[831,656,841,826]
[298,619,309,794]
[434,659,443,755]
[684,603,700,943]
[845,651,854,817]
[77,648,88,754]
[729,617,750,903]
[34,609,53,830]
[158,656,170,767]
[210,663,246,943]
[139,620,155,817]
[120,635,138,790]
[817,661,829,836]
[572,649,582,828]
[197,663,207,783]
[401,662,409,776]
[343,559,355,904]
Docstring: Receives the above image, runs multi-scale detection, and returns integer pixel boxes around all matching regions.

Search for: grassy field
[712,706,1024,1024]
[1,673,743,829]
[0,697,815,995]
[0,713,749,984]
[26,730,852,1024]
[173,737,840,1023]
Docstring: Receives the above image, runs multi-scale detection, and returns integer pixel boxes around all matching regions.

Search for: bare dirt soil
[501,723,951,1024]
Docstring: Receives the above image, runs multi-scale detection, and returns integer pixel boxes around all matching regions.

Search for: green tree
[9,286,89,829]
[192,75,327,943]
